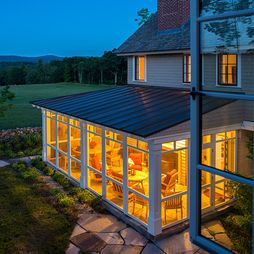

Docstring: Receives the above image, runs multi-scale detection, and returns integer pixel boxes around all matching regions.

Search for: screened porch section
[43,109,239,235]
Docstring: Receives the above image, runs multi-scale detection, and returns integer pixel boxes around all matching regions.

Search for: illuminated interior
[44,110,238,233]
[135,56,145,81]
[219,54,237,86]
[161,140,188,226]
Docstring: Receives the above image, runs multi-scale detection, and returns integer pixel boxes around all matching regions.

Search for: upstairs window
[183,54,191,83]
[218,54,237,86]
[134,56,145,81]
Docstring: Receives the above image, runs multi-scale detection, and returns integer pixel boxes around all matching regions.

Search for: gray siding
[128,54,190,88]
[150,101,246,138]
[203,53,254,93]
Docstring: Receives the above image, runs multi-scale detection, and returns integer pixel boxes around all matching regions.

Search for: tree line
[0,50,127,86]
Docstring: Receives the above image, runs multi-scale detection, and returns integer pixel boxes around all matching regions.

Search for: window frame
[190,2,254,254]
[183,54,192,84]
[217,54,239,87]
[133,55,146,82]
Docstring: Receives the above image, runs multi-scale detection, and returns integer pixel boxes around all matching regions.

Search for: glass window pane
[162,142,174,152]
[176,139,188,149]
[201,171,212,209]
[161,149,188,198]
[128,191,149,224]
[201,171,253,253]
[47,117,56,146]
[127,137,138,147]
[70,126,81,160]
[88,169,102,195]
[201,0,254,16]
[58,121,68,153]
[87,124,102,135]
[202,135,211,144]
[71,160,81,181]
[106,140,123,182]
[106,179,123,208]
[128,147,149,197]
[47,146,56,165]
[88,133,102,172]
[58,115,68,122]
[202,97,254,179]
[58,152,68,173]
[161,194,187,226]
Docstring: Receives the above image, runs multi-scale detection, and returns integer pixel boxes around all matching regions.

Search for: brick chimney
[158,0,190,31]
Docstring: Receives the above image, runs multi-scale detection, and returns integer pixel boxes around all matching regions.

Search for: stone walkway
[66,210,208,254]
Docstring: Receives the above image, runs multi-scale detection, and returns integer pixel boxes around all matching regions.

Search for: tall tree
[0,86,15,117]
[135,8,151,26]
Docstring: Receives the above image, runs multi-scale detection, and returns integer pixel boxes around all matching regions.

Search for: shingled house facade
[33,0,254,237]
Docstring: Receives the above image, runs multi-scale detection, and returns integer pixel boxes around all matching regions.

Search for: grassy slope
[0,166,73,254]
[0,83,111,129]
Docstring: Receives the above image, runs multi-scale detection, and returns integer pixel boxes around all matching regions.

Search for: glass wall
[45,111,81,181]
[127,137,149,223]
[161,139,188,226]
[87,124,102,194]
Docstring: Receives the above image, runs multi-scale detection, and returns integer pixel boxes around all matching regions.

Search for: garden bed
[0,158,107,253]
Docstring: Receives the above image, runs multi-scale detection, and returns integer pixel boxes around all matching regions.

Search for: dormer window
[183,55,191,83]
[218,54,237,86]
[134,56,146,81]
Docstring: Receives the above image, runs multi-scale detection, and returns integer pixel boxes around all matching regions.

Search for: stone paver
[71,232,107,252]
[141,243,164,254]
[70,224,87,238]
[155,230,200,254]
[214,233,233,249]
[65,243,80,254]
[78,213,127,233]
[101,245,143,254]
[96,232,124,245]
[204,220,225,234]
[0,160,10,168]
[120,227,148,247]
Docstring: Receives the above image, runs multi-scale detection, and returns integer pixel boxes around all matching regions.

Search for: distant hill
[0,55,63,63]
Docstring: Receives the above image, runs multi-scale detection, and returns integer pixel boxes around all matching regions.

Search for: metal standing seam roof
[31,85,232,138]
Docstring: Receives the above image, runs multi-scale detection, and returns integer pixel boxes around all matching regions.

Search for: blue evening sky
[0,0,156,57]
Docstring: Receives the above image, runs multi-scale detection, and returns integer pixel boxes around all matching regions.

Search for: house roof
[115,13,190,55]
[32,85,232,138]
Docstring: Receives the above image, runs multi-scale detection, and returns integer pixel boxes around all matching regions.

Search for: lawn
[0,82,111,129]
[0,166,73,254]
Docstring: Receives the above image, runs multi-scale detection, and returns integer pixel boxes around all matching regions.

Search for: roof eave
[116,48,190,56]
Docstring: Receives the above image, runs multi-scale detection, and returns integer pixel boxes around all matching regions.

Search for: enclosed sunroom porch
[33,85,251,236]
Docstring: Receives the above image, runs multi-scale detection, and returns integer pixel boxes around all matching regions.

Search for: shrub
[77,190,96,204]
[0,131,42,159]
[21,167,41,182]
[53,172,71,189]
[31,157,46,171]
[58,196,75,208]
[90,196,107,213]
[49,189,75,208]
[43,166,55,176]
[12,161,27,172]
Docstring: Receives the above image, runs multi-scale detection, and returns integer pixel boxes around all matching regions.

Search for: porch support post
[80,121,87,189]
[123,133,128,214]
[67,116,71,176]
[102,127,106,197]
[148,142,162,236]
[42,109,46,161]
[56,113,59,169]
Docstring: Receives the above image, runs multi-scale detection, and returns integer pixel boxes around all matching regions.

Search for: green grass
[0,166,73,254]
[0,82,111,129]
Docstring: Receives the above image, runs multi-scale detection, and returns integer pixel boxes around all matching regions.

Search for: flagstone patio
[66,209,210,254]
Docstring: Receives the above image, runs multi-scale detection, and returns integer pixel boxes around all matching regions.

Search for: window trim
[183,54,192,84]
[133,55,147,82]
[216,54,240,88]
